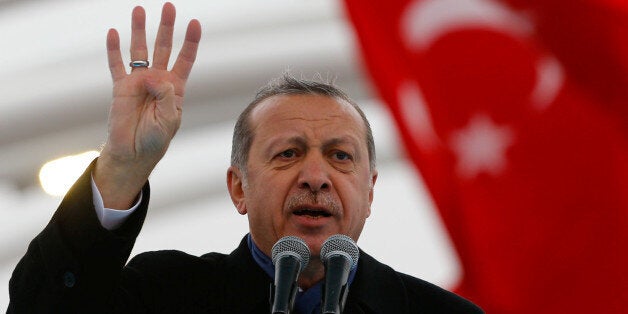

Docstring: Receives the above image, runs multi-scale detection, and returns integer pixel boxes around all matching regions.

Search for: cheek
[346,174,373,202]
[244,172,293,217]
[338,181,371,216]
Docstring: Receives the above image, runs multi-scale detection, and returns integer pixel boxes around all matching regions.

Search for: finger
[171,19,202,83]
[107,29,126,81]
[130,6,149,68]
[152,2,176,70]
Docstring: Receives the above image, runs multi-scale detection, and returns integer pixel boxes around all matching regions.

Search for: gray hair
[230,74,376,175]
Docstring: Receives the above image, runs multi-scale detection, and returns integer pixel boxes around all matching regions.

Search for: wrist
[93,153,152,209]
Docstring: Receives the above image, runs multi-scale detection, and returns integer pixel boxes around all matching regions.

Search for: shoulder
[123,236,253,282]
[353,251,483,313]
[120,249,231,301]
[124,250,229,283]
[396,272,484,313]
[127,250,228,270]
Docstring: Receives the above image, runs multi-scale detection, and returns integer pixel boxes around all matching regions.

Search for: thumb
[143,78,182,140]
[143,77,175,102]
[143,78,179,118]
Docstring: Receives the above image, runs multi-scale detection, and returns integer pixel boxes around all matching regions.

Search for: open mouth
[293,208,332,218]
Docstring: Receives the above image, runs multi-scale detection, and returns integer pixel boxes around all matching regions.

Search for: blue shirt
[247,234,357,314]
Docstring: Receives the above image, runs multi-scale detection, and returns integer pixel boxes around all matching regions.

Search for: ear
[227,166,247,215]
[367,170,378,217]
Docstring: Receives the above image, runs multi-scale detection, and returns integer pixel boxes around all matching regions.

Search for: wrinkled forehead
[249,94,367,136]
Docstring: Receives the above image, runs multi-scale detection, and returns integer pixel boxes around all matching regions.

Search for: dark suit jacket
[8,162,483,313]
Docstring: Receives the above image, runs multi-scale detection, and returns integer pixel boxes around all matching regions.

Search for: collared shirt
[247,234,357,314]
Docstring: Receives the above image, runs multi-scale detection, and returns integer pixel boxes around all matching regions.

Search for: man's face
[228,94,377,258]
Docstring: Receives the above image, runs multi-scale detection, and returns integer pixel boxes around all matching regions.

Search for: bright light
[39,151,100,197]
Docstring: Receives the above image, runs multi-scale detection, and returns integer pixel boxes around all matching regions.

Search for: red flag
[344,0,628,313]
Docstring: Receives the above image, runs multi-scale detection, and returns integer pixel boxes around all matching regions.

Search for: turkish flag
[344,0,628,313]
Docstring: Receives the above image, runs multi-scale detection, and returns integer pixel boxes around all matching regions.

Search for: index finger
[171,19,202,82]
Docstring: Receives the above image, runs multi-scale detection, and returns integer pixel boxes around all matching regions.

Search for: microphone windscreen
[320,234,359,270]
[271,236,311,271]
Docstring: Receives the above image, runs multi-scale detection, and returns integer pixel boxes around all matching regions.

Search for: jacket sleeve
[7,159,151,314]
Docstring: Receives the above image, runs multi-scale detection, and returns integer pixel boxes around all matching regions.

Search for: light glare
[39,151,100,197]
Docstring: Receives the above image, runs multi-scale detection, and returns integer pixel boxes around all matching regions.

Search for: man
[8,3,483,313]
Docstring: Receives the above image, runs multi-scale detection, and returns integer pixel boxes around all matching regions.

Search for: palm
[108,70,181,160]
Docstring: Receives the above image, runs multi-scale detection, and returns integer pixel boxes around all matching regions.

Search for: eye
[332,151,352,161]
[277,149,297,159]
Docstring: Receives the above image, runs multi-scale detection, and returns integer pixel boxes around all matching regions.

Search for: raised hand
[94,3,201,209]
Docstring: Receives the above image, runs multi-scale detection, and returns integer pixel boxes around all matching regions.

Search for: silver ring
[129,60,150,68]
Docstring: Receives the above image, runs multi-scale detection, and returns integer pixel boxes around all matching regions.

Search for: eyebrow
[264,136,307,158]
[321,137,356,149]
[265,134,362,155]
[325,137,362,160]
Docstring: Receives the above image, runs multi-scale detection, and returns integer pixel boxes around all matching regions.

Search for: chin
[298,233,333,255]
[282,227,347,253]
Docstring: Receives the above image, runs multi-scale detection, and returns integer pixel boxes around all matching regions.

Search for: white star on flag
[449,113,515,179]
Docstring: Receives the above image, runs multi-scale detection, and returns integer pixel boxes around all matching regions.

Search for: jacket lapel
[344,250,410,314]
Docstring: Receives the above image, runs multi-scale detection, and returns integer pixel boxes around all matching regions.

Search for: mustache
[286,191,340,213]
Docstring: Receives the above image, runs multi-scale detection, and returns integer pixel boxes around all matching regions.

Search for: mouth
[293,207,332,218]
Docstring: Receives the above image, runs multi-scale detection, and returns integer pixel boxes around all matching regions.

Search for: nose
[297,153,331,192]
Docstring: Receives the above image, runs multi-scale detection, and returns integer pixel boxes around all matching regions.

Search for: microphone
[320,234,359,314]
[270,236,311,314]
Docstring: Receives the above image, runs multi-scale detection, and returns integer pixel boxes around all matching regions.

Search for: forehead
[249,94,367,139]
